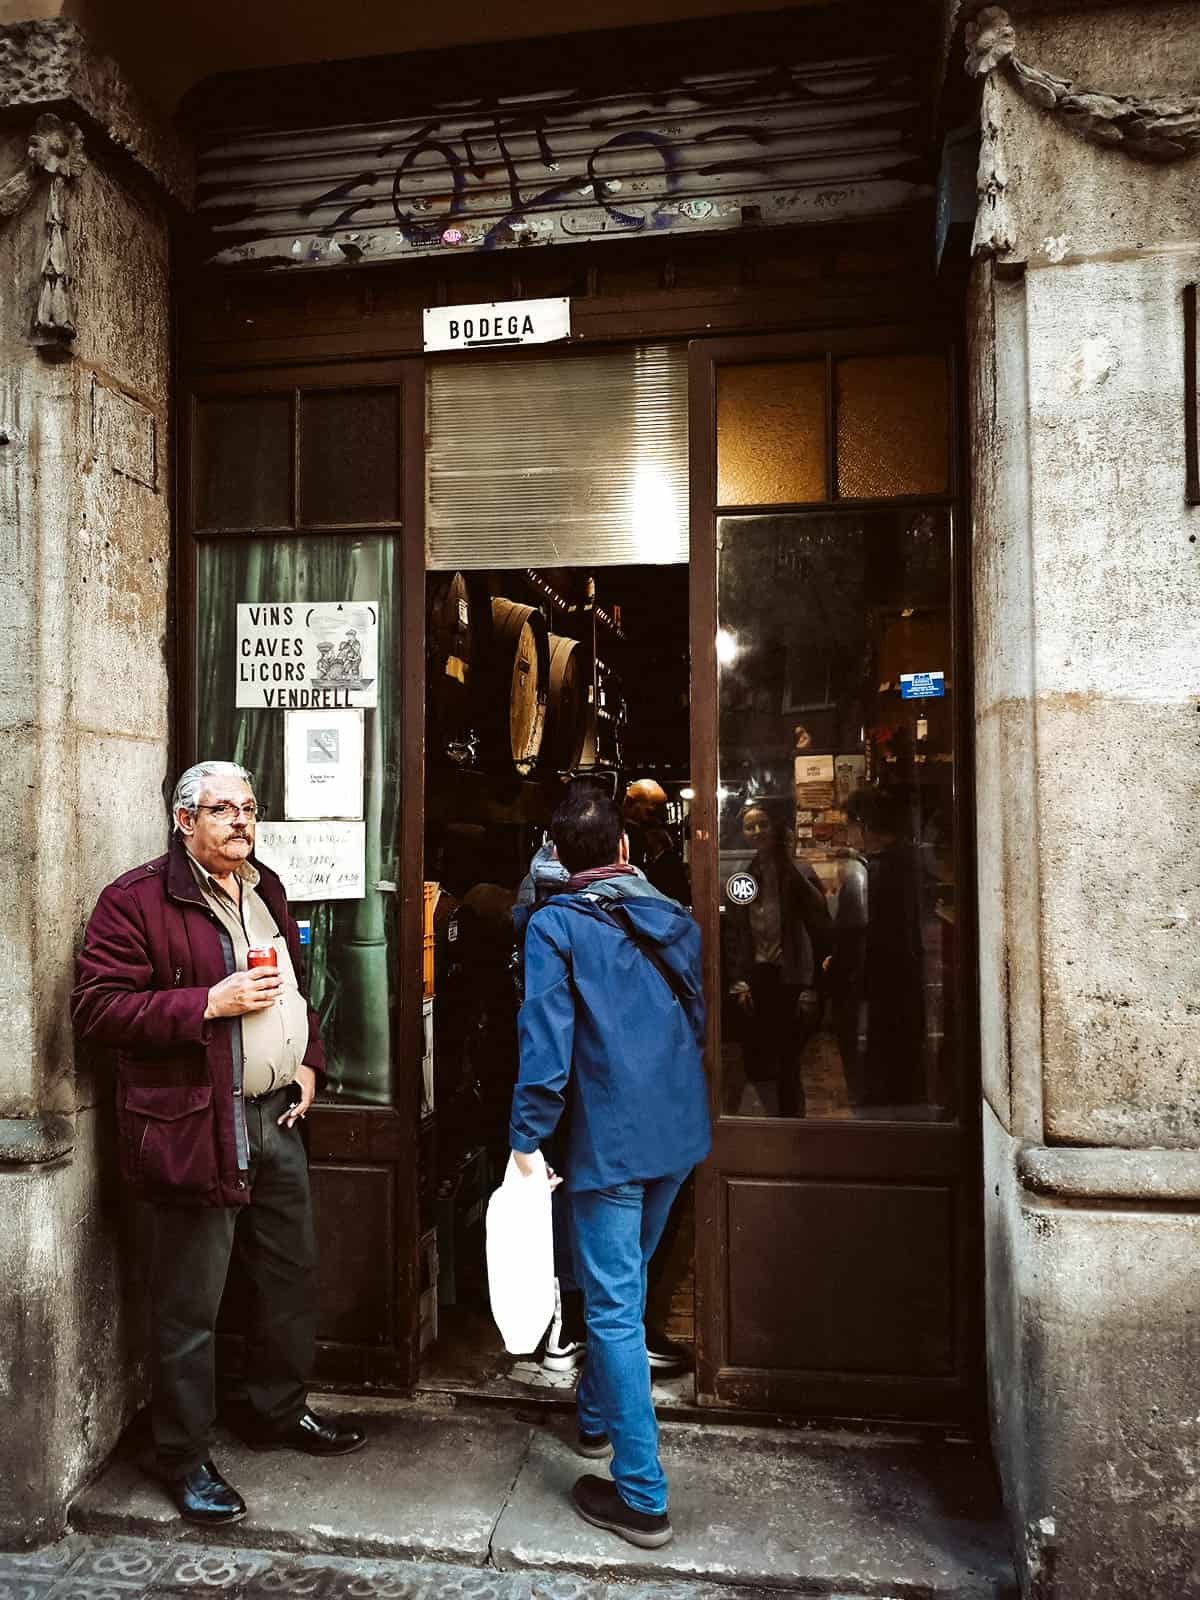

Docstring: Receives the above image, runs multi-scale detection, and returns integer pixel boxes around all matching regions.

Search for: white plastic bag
[486,1151,556,1354]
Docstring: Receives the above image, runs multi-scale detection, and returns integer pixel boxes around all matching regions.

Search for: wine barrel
[427,572,473,758]
[542,633,590,772]
[490,598,548,774]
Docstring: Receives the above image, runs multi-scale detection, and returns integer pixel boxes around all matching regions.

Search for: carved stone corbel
[966,6,1200,163]
[0,113,87,349]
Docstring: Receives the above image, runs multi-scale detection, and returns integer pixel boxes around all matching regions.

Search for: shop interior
[417,563,696,1399]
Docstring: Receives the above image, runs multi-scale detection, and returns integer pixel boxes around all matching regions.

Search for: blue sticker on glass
[296,920,311,946]
[900,671,945,700]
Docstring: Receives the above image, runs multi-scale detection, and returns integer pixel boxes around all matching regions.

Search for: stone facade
[1,1,1199,1588]
[0,30,175,1543]
[966,3,1200,1593]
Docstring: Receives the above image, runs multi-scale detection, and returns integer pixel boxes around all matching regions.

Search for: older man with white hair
[72,761,365,1528]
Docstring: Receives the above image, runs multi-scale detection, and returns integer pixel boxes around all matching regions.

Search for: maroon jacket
[72,833,325,1207]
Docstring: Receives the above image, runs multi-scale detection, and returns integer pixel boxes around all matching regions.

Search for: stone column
[0,20,187,1545]
[963,4,1200,1595]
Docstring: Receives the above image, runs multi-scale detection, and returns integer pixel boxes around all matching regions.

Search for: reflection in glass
[717,361,826,506]
[717,510,956,1123]
[724,803,831,1117]
[196,534,401,1105]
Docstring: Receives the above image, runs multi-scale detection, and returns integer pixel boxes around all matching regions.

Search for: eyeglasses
[194,801,262,822]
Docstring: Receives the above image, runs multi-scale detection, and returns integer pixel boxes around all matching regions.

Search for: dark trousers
[645,1173,690,1331]
[146,1086,316,1476]
[746,964,808,1117]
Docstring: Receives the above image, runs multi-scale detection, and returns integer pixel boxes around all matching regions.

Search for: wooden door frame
[687,323,984,1422]
[175,355,428,1388]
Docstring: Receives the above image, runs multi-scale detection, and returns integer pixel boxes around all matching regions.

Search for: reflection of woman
[724,805,831,1117]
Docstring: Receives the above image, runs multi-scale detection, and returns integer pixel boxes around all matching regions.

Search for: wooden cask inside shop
[180,2,983,1424]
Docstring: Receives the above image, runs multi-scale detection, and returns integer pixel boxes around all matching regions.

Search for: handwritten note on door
[255,821,366,902]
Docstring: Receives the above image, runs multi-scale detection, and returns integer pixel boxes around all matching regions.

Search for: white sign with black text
[423,296,570,353]
[236,601,379,709]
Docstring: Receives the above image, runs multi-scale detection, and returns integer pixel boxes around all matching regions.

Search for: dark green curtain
[196,534,399,1105]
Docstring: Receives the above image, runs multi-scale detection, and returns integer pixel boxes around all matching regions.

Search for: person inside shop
[826,827,870,1109]
[623,778,690,907]
[514,836,584,1373]
[834,785,927,1111]
[509,784,710,1549]
[620,780,692,1372]
[71,761,366,1529]
[724,802,832,1118]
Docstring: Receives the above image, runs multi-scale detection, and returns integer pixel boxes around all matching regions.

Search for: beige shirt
[188,855,309,1098]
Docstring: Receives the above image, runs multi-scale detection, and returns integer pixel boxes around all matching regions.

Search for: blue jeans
[569,1169,690,1515]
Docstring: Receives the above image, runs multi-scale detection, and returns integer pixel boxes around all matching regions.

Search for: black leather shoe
[248,1406,366,1456]
[571,1473,673,1549]
[162,1459,247,1525]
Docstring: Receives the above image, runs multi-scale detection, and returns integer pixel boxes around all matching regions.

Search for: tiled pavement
[0,1534,883,1600]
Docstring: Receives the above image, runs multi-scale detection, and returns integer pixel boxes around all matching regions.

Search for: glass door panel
[716,508,957,1123]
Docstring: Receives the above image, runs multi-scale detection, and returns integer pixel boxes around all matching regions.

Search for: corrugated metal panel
[196,52,930,268]
[427,345,688,569]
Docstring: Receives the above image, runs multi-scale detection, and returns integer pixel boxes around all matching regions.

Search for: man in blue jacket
[509,784,711,1549]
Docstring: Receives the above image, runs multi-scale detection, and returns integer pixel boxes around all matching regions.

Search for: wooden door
[688,328,980,1421]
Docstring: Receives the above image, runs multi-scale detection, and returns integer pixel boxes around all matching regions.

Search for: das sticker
[726,871,758,906]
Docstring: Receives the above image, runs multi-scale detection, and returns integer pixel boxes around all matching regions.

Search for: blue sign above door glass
[900,671,945,700]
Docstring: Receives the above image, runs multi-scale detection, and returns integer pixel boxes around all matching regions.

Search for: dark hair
[551,782,623,874]
[739,802,782,837]
[846,786,910,839]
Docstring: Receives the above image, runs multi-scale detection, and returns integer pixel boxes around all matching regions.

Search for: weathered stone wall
[0,84,172,1541]
[967,3,1200,1594]
[984,1107,1200,1597]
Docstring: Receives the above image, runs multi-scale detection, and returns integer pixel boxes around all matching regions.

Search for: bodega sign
[236,601,379,710]
[423,296,570,353]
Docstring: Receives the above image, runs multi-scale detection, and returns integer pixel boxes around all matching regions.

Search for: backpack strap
[580,893,690,1009]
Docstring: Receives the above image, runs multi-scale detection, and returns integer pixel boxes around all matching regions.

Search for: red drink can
[247,947,278,970]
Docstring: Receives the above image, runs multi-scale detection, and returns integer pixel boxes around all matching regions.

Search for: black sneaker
[576,1427,611,1459]
[571,1473,673,1549]
[543,1281,587,1373]
[645,1327,690,1375]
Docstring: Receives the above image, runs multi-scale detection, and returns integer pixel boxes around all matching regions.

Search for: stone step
[70,1395,1017,1598]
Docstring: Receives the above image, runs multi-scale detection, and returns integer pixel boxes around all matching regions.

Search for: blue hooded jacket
[509,875,711,1191]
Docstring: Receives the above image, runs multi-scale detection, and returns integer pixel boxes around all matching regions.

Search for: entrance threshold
[416,1299,698,1416]
[74,1394,1016,1597]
